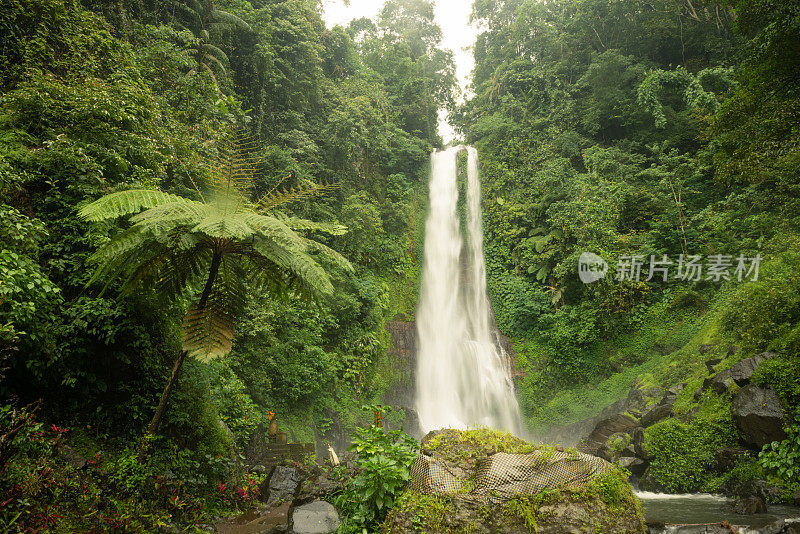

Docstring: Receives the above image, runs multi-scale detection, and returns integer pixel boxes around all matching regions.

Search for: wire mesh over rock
[384,429,645,534]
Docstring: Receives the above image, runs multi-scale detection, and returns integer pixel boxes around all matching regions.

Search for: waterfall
[415,145,523,434]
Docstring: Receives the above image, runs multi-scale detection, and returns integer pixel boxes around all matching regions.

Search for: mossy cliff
[382,429,646,534]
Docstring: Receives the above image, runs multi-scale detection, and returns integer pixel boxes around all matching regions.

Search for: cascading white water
[415,145,522,434]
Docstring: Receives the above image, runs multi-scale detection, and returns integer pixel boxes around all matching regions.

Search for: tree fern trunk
[144,349,188,439]
[139,248,223,456]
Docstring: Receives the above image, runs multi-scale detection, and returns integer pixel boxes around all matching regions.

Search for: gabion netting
[409,450,612,503]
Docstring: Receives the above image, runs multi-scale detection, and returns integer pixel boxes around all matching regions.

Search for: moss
[424,428,568,462]
[390,492,455,533]
[501,489,561,531]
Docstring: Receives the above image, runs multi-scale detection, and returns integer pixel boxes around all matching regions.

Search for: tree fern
[80,133,350,438]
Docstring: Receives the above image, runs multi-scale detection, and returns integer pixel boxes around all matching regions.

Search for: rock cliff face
[381,319,523,438]
[382,320,421,437]
[382,429,646,534]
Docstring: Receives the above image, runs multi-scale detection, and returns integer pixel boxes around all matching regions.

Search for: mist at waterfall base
[415,146,523,435]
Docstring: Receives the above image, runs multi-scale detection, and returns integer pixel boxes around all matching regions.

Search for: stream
[638,491,800,532]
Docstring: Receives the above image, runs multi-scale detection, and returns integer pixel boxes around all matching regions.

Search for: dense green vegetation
[456,0,800,496]
[0,0,452,529]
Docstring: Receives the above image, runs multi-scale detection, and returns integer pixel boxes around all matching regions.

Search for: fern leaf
[257,181,339,212]
[79,190,186,222]
[274,212,348,235]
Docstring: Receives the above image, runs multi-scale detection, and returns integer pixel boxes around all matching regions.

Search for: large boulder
[263,466,303,506]
[581,413,640,454]
[291,501,339,534]
[383,429,645,534]
[731,385,788,448]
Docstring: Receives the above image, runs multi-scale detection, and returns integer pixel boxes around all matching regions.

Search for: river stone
[731,385,787,448]
[632,427,648,460]
[712,447,750,472]
[59,445,88,470]
[618,456,648,478]
[726,496,767,514]
[291,501,339,534]
[582,413,639,454]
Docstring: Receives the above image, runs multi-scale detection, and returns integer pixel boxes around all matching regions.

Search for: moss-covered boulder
[382,429,645,534]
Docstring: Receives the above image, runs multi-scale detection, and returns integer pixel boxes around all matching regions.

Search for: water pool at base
[637,491,800,530]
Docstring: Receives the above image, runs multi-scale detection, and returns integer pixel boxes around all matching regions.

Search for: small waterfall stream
[415,145,522,434]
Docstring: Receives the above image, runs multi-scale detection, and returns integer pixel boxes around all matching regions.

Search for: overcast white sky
[321,0,478,142]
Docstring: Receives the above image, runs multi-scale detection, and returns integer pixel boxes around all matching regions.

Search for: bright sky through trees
[322,0,477,142]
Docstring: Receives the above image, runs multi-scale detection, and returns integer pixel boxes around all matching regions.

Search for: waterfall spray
[415,146,522,434]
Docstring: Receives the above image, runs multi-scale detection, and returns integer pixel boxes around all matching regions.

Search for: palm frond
[199,43,229,63]
[79,190,187,222]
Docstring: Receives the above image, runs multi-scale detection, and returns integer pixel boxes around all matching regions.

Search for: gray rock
[265,466,303,506]
[291,501,340,534]
[618,457,648,478]
[729,352,776,386]
[632,427,648,460]
[713,447,750,472]
[705,358,723,373]
[731,385,787,448]
[581,413,639,454]
[756,519,789,534]
[59,445,88,470]
[294,469,343,507]
[726,496,767,514]
[670,526,739,534]
[702,369,733,396]
[640,403,673,428]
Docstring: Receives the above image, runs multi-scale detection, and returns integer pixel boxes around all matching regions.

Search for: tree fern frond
[79,190,187,222]
[156,246,211,298]
[303,239,354,274]
[211,9,252,32]
[181,256,246,361]
[257,181,339,212]
[129,198,211,226]
[192,212,257,240]
[253,237,333,297]
[274,212,348,236]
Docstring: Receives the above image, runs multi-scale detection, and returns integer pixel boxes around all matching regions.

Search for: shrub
[333,406,419,533]
[644,393,736,493]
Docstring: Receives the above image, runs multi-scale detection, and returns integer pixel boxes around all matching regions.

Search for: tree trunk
[143,349,187,441]
[139,247,223,457]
